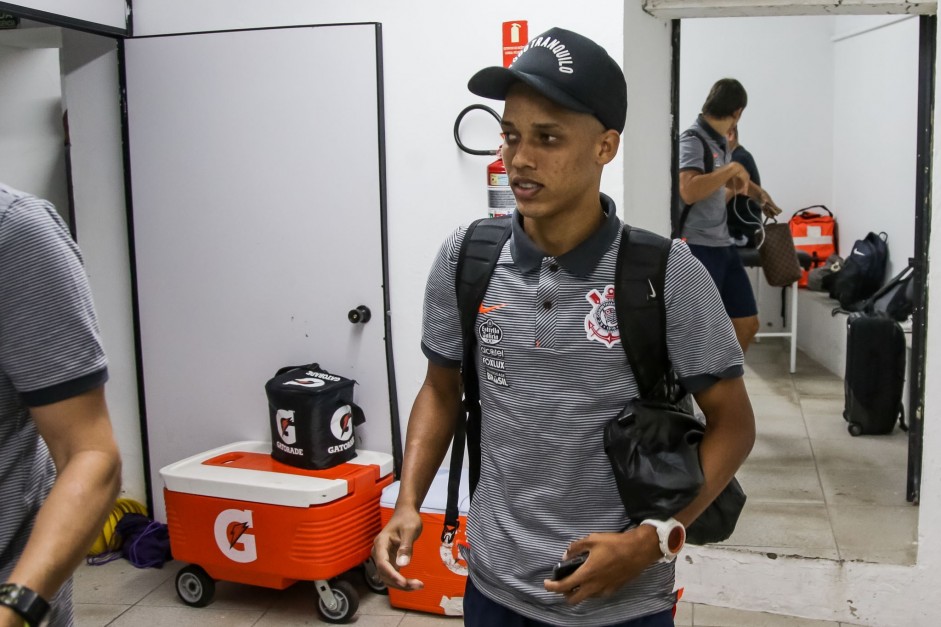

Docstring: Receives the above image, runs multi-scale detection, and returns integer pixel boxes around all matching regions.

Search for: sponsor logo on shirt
[478,319,503,345]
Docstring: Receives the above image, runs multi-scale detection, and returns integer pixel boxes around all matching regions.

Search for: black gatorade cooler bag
[265,363,365,470]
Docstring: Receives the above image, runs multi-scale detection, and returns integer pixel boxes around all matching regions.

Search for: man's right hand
[724,162,750,196]
[371,507,425,591]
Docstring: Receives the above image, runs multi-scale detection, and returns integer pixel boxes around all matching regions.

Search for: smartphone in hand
[551,552,588,581]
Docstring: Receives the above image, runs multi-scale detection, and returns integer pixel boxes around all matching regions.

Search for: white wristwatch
[640,517,686,563]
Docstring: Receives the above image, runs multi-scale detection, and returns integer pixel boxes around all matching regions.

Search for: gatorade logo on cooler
[330,405,355,442]
[327,405,357,455]
[276,409,297,445]
[214,509,257,563]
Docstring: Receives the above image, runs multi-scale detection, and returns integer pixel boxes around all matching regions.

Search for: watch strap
[640,518,685,563]
[0,583,50,627]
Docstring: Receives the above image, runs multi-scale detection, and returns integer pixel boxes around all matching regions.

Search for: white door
[123,24,397,520]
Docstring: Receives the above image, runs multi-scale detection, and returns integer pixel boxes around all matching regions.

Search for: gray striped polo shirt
[421,194,743,625]
[678,115,734,247]
[0,182,108,627]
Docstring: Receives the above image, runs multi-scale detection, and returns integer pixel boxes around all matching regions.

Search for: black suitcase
[843,312,907,436]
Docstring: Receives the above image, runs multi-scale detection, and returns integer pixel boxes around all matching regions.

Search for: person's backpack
[822,231,888,310]
[673,129,714,239]
[442,217,696,545]
[862,259,915,322]
[789,205,838,287]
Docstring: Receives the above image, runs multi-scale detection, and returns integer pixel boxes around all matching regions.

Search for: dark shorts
[463,578,675,627]
[687,244,758,319]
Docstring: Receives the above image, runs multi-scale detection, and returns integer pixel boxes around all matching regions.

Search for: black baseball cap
[468,27,627,133]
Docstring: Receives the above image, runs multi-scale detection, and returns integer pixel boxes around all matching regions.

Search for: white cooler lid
[159,440,393,508]
[380,467,470,515]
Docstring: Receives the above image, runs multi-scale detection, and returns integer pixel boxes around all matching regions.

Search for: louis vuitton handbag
[757,217,803,287]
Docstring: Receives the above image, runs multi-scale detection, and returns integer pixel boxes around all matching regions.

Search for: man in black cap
[374,28,754,626]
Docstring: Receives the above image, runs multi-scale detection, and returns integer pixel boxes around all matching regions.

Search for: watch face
[667,525,685,553]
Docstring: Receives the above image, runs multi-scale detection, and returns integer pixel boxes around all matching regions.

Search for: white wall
[60,29,145,503]
[130,0,625,460]
[0,28,68,219]
[832,15,918,279]
[3,0,128,32]
[680,16,835,215]
[680,16,836,332]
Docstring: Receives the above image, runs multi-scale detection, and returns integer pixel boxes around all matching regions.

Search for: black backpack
[673,130,713,239]
[823,231,889,310]
[442,217,680,544]
[863,260,915,322]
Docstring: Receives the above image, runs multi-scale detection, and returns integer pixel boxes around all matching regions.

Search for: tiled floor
[73,339,914,626]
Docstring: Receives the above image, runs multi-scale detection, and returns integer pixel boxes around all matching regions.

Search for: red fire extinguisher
[454,104,516,217]
[487,152,514,218]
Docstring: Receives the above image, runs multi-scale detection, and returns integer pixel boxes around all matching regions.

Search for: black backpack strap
[443,216,512,542]
[673,130,714,239]
[615,225,674,400]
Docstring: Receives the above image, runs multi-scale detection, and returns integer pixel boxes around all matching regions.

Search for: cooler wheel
[315,578,359,624]
[848,422,863,437]
[362,557,388,595]
[175,564,215,607]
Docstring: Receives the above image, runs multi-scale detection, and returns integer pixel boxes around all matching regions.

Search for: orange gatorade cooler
[380,468,469,616]
[160,441,393,623]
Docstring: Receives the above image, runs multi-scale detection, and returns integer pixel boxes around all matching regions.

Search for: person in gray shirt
[374,30,755,627]
[677,79,782,352]
[0,182,122,627]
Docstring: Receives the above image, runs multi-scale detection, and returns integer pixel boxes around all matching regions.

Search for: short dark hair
[702,79,747,118]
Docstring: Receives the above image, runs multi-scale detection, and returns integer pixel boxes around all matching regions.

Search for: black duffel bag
[604,399,747,546]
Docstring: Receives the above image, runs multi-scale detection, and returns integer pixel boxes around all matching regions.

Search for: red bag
[789,205,838,287]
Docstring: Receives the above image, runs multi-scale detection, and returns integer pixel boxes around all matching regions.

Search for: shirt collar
[509,193,621,276]
[695,114,728,149]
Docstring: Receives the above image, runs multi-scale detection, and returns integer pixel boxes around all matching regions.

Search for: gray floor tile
[73,603,130,627]
[811,433,908,470]
[753,411,810,439]
[398,615,461,626]
[735,463,824,504]
[750,394,804,419]
[803,412,854,440]
[73,560,173,605]
[675,601,694,626]
[744,376,799,399]
[723,501,837,550]
[817,462,909,507]
[747,433,816,467]
[106,605,263,627]
[138,573,281,610]
[792,376,844,399]
[829,504,918,565]
[799,396,846,417]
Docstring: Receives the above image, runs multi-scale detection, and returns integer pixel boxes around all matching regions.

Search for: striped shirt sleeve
[679,131,707,173]
[663,239,744,392]
[0,196,108,406]
[420,226,466,368]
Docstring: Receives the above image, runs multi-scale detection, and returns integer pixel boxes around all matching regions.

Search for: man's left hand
[759,191,782,218]
[542,525,663,605]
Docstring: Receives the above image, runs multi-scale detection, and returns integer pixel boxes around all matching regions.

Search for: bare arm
[372,361,462,590]
[679,162,749,206]
[545,376,755,605]
[675,376,755,527]
[746,180,783,218]
[1,386,121,627]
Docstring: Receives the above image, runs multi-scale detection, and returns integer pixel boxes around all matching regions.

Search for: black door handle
[348,305,372,324]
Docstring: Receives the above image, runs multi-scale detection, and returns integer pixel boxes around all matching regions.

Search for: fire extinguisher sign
[502,21,528,68]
